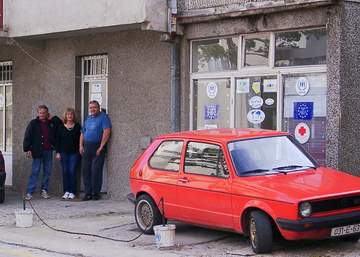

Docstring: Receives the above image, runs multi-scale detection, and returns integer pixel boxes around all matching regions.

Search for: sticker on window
[263,79,277,92]
[296,77,310,96]
[249,96,263,109]
[294,102,313,120]
[295,122,311,144]
[236,79,250,94]
[252,81,261,94]
[247,109,265,124]
[206,82,218,99]
[204,104,219,120]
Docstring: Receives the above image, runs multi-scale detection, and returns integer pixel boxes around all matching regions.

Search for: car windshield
[228,136,316,176]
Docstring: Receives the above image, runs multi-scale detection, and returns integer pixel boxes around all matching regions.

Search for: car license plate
[331,223,360,237]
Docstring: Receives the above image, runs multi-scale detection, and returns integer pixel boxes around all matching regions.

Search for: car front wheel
[135,194,162,234]
[249,210,273,254]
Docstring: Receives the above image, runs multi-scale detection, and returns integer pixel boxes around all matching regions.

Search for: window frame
[184,140,230,179]
[148,139,184,172]
[189,27,327,131]
[0,61,12,153]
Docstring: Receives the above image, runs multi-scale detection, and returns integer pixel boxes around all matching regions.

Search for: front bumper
[277,210,360,232]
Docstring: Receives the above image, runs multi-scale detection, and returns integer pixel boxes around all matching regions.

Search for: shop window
[275,28,326,67]
[235,76,277,130]
[149,141,183,171]
[192,38,238,73]
[192,79,231,130]
[282,73,327,165]
[244,35,270,66]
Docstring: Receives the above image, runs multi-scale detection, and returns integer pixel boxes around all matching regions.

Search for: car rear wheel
[135,194,162,234]
[249,211,273,254]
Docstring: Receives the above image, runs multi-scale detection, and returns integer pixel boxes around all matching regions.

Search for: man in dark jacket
[23,105,61,200]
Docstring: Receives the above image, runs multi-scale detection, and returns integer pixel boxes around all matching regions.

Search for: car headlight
[299,202,312,217]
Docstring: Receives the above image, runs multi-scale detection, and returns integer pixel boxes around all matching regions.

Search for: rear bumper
[277,210,360,232]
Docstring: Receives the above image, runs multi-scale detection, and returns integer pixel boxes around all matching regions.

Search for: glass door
[235,76,277,130]
[282,73,327,165]
[192,78,231,130]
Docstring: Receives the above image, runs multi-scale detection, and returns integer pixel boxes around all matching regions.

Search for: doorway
[81,55,108,192]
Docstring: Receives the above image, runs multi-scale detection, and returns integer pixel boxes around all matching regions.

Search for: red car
[128,129,360,253]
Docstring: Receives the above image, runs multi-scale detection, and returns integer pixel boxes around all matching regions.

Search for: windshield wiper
[272,165,316,172]
[241,169,269,175]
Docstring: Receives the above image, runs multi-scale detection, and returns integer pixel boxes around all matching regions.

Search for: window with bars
[0,61,12,152]
[82,56,108,76]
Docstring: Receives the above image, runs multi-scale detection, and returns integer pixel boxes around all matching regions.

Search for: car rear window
[149,140,183,171]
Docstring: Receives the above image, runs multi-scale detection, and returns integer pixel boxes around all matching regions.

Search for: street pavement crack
[0,239,88,257]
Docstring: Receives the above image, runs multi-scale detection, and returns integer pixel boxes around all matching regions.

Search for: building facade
[0,0,359,199]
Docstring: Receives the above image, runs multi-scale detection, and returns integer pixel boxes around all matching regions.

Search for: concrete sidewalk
[0,190,359,257]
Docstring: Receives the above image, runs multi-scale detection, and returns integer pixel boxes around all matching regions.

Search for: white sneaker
[62,192,70,199]
[25,193,32,200]
[68,193,75,200]
[41,190,50,199]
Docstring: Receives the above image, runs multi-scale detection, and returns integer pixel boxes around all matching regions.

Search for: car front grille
[312,195,360,213]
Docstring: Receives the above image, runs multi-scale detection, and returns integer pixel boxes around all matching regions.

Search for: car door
[143,139,184,219]
[177,141,233,229]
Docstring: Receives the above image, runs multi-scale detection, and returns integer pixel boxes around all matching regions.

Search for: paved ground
[0,190,359,257]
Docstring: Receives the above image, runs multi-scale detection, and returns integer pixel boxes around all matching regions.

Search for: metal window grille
[0,61,13,83]
[82,55,108,77]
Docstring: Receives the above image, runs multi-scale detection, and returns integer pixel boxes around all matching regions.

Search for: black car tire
[249,210,273,254]
[135,194,163,234]
[0,189,4,204]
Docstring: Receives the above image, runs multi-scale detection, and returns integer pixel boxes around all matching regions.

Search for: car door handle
[178,177,189,183]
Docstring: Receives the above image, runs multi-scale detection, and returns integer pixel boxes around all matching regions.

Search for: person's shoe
[82,194,92,201]
[62,192,69,199]
[24,193,32,201]
[92,194,101,201]
[68,193,75,200]
[40,190,50,199]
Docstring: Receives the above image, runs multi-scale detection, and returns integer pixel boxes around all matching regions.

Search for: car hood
[233,167,360,203]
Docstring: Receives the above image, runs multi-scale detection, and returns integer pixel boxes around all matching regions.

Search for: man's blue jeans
[60,152,79,194]
[26,150,53,194]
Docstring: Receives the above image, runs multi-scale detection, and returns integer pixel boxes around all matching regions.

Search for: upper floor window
[149,140,183,171]
[244,35,270,67]
[275,28,326,67]
[185,142,229,178]
[192,38,238,73]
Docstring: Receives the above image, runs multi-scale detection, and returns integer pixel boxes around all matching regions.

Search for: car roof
[156,128,290,143]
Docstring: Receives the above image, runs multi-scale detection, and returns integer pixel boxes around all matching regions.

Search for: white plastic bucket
[153,224,176,248]
[15,209,34,228]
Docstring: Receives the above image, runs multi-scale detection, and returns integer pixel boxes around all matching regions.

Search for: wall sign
[294,102,313,120]
[204,104,219,120]
[249,96,263,109]
[295,122,311,144]
[296,77,310,96]
[236,79,250,94]
[206,82,218,99]
[247,109,265,124]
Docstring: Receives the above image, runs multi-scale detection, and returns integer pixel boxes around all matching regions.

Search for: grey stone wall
[0,30,172,199]
[336,2,360,176]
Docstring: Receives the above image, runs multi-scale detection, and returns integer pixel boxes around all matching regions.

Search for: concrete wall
[0,30,172,198]
[336,2,360,176]
[4,0,168,37]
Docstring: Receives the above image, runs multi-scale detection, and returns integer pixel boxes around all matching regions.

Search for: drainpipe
[168,0,180,132]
